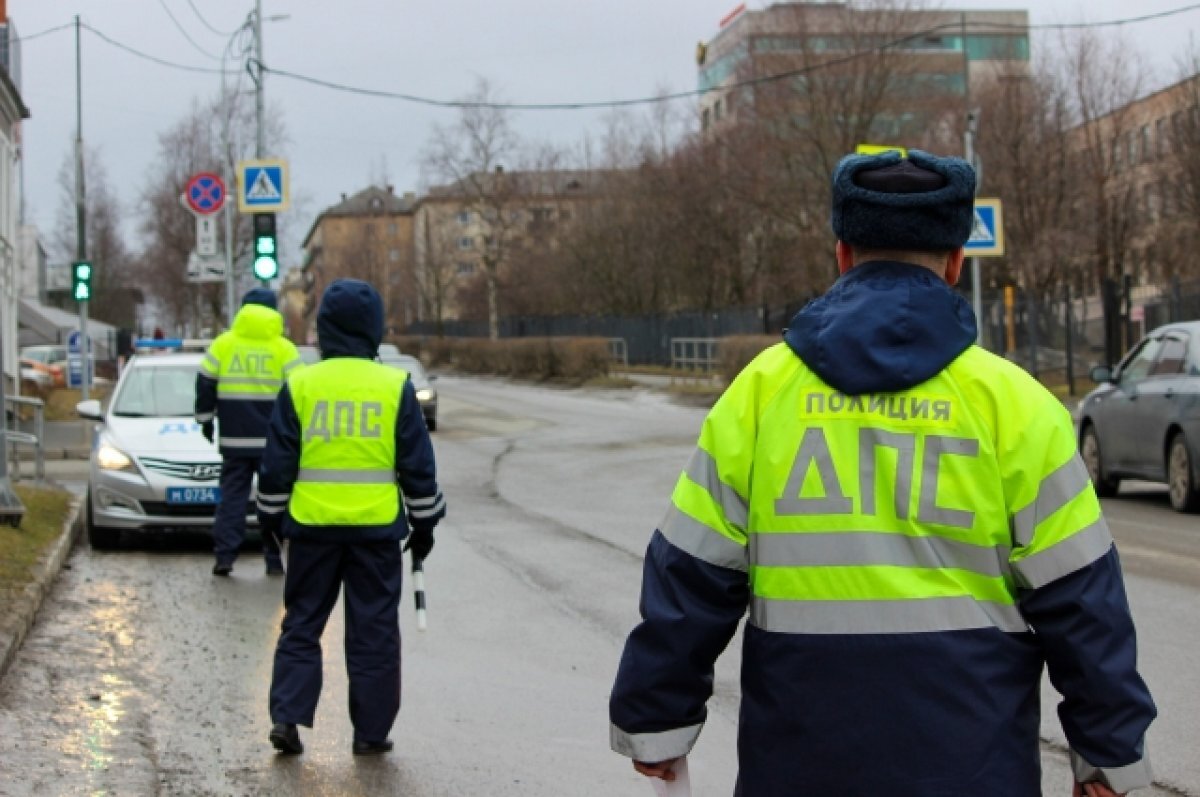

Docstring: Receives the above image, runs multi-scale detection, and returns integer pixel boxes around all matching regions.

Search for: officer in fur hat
[608,150,1156,796]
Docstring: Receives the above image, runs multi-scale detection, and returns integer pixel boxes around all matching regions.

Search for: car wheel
[1080,424,1119,498]
[86,491,122,550]
[1167,432,1200,513]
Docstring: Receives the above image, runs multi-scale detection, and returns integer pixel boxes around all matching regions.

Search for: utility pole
[254,0,265,159]
[965,111,982,344]
[961,12,983,345]
[74,15,90,401]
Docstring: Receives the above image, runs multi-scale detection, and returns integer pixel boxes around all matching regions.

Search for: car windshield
[111,365,198,417]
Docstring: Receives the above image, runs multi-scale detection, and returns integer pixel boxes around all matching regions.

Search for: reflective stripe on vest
[665,343,1110,636]
[288,358,407,526]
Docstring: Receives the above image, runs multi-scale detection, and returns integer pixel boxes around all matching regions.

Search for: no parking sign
[184,173,226,216]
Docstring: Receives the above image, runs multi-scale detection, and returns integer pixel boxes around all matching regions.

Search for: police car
[75,340,255,549]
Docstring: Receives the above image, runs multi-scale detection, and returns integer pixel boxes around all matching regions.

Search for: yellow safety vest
[287,357,408,526]
[663,342,1110,635]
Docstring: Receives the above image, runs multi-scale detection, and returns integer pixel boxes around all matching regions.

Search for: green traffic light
[256,236,276,256]
[72,260,93,303]
[253,254,279,281]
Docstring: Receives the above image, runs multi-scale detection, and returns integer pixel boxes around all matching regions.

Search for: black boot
[269,722,303,754]
[352,739,393,755]
[212,562,233,577]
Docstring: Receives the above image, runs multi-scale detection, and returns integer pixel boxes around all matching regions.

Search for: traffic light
[252,212,278,281]
[72,261,92,302]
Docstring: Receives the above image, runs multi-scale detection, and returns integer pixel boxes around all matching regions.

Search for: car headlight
[97,442,135,472]
[416,388,434,402]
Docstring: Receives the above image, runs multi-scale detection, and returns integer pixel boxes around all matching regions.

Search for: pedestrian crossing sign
[965,198,1004,257]
[237,158,290,213]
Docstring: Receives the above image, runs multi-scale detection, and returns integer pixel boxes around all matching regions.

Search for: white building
[0,63,27,395]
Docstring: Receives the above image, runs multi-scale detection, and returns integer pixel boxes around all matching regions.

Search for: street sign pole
[224,168,235,325]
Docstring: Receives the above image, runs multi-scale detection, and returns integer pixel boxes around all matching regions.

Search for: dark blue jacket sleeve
[395,377,445,533]
[609,531,748,760]
[1020,546,1156,773]
[256,384,301,535]
[194,373,218,422]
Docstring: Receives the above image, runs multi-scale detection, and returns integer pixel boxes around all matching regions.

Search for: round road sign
[184,172,226,215]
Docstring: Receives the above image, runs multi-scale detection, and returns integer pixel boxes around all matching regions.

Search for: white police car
[76,341,255,549]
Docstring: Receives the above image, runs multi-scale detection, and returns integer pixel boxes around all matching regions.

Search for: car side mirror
[76,399,104,421]
[1089,365,1114,384]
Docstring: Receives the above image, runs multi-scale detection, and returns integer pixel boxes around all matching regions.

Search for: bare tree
[52,144,139,327]
[136,91,287,332]
[421,78,519,339]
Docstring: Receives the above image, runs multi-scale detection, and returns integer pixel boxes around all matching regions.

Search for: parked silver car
[1078,321,1200,512]
[76,350,254,548]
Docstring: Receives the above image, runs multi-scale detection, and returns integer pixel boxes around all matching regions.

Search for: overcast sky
[12,0,1200,267]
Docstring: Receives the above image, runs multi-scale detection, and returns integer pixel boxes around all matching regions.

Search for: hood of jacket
[231,302,284,340]
[317,279,383,359]
[784,260,977,395]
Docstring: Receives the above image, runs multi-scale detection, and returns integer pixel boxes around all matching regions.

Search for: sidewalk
[12,419,92,461]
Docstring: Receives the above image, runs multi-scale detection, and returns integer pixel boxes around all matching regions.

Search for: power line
[82,23,226,75]
[184,0,241,37]
[10,22,75,44]
[155,0,222,61]
[262,4,1200,111]
[24,3,1200,111]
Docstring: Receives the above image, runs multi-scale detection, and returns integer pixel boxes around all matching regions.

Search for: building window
[456,262,476,277]
[1140,125,1150,163]
[389,223,398,235]
[1157,118,1169,157]
[458,237,474,250]
[457,211,471,225]
[389,249,401,262]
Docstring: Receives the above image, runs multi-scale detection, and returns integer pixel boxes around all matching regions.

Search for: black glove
[404,526,435,561]
[200,420,215,445]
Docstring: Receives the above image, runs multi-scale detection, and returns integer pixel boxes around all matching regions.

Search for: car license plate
[166,487,221,504]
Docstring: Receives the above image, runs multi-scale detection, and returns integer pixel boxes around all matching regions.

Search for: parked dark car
[380,352,438,432]
[295,345,437,431]
[1078,320,1200,512]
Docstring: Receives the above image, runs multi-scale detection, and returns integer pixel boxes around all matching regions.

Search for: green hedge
[389,336,610,382]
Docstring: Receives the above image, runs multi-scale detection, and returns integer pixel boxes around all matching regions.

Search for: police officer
[609,150,1156,796]
[195,287,301,577]
[257,278,445,756]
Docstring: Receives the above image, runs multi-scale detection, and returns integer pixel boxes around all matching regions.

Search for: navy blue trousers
[269,538,403,743]
[213,454,280,568]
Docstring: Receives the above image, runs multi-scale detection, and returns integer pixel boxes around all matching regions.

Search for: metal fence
[405,278,1200,395]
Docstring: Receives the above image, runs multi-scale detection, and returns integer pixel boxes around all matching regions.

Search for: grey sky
[13,0,1200,269]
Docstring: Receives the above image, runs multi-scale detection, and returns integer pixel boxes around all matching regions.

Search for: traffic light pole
[74,15,90,401]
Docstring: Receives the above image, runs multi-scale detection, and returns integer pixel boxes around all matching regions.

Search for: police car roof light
[134,338,212,352]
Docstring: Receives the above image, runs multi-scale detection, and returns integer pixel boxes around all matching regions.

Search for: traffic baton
[412,556,428,631]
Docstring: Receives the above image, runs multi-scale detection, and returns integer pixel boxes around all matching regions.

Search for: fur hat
[830,149,976,252]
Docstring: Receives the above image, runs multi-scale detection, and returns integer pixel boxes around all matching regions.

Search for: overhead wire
[184,0,241,37]
[155,0,222,61]
[17,3,1200,111]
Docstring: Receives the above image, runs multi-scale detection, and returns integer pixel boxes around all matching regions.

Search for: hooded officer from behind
[195,287,302,576]
[609,150,1155,795]
[257,278,445,756]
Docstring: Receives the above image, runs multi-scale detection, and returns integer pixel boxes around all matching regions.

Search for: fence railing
[4,395,45,482]
[670,338,719,372]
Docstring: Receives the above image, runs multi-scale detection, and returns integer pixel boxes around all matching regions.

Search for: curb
[0,493,84,685]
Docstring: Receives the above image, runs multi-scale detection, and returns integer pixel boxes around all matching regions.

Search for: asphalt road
[0,376,1194,796]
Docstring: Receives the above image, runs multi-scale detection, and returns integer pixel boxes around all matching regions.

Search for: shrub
[412,336,610,381]
[718,335,779,383]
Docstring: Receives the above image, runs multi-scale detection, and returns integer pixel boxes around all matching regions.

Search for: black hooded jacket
[256,280,445,542]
